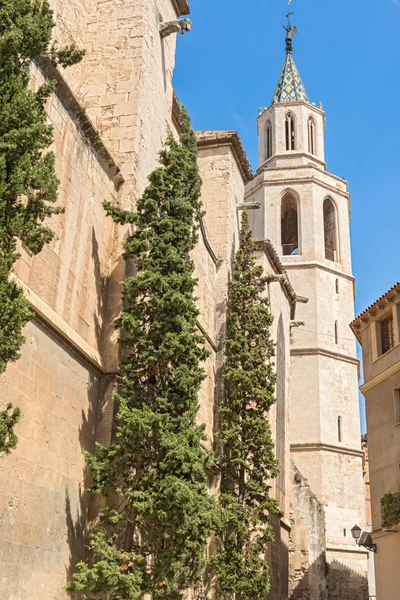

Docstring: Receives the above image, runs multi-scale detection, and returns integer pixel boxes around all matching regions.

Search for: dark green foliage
[0,403,21,454]
[210,211,279,600]
[0,0,83,453]
[67,109,217,600]
[381,493,400,529]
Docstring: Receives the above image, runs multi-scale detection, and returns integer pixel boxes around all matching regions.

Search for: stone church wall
[0,320,103,600]
[0,0,189,597]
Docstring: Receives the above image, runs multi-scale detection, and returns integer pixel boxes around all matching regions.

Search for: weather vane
[284,0,298,53]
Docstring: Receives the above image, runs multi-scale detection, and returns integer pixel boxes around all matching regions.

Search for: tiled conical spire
[271,22,309,104]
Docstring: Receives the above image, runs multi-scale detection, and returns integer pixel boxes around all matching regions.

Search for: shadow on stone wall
[289,553,369,600]
[65,371,100,586]
[64,230,125,588]
[289,552,327,600]
[327,559,368,600]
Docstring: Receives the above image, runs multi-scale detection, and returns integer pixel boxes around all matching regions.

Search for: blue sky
[173,0,400,433]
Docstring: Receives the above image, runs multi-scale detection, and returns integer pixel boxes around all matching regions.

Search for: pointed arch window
[323,198,337,262]
[265,120,272,160]
[285,113,295,151]
[308,117,316,155]
[281,193,299,256]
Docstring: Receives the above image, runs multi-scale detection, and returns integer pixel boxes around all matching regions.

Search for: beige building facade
[352,283,400,600]
[0,2,369,600]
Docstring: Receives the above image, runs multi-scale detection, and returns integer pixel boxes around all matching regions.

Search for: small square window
[394,390,400,425]
[381,314,394,355]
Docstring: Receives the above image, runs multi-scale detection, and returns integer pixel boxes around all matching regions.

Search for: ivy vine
[381,493,400,529]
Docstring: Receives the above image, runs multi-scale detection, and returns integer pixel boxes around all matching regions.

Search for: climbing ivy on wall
[381,493,400,529]
[0,0,83,453]
[66,109,217,600]
[210,211,279,600]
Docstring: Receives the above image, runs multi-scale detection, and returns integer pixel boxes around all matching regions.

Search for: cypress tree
[0,0,84,452]
[66,109,216,600]
[210,211,279,600]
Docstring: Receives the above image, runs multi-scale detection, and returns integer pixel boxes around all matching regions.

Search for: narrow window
[343,528,347,537]
[323,198,337,262]
[308,117,316,155]
[335,321,339,344]
[394,390,400,425]
[265,120,272,160]
[338,416,342,442]
[381,314,394,355]
[285,113,295,151]
[335,279,339,294]
[281,194,299,256]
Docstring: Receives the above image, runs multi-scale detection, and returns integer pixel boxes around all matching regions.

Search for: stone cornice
[36,57,125,190]
[360,359,400,394]
[291,347,360,367]
[196,130,254,184]
[257,100,326,118]
[11,273,107,374]
[246,174,350,201]
[283,261,355,282]
[259,151,327,171]
[326,546,369,556]
[173,0,190,16]
[291,442,364,459]
[199,217,221,267]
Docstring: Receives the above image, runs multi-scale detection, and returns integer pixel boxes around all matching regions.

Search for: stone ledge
[11,273,106,374]
[291,346,360,367]
[246,174,350,201]
[291,442,364,459]
[199,217,221,267]
[326,547,369,556]
[283,261,355,282]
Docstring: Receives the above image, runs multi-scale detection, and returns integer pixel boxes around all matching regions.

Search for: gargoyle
[159,18,192,39]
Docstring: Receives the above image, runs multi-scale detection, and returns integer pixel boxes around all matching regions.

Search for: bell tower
[246,13,369,598]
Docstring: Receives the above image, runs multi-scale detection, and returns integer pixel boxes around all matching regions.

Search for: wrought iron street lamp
[351,524,377,553]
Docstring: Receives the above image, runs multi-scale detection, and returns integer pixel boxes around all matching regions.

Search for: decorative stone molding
[291,346,360,367]
[10,273,107,374]
[291,442,364,458]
